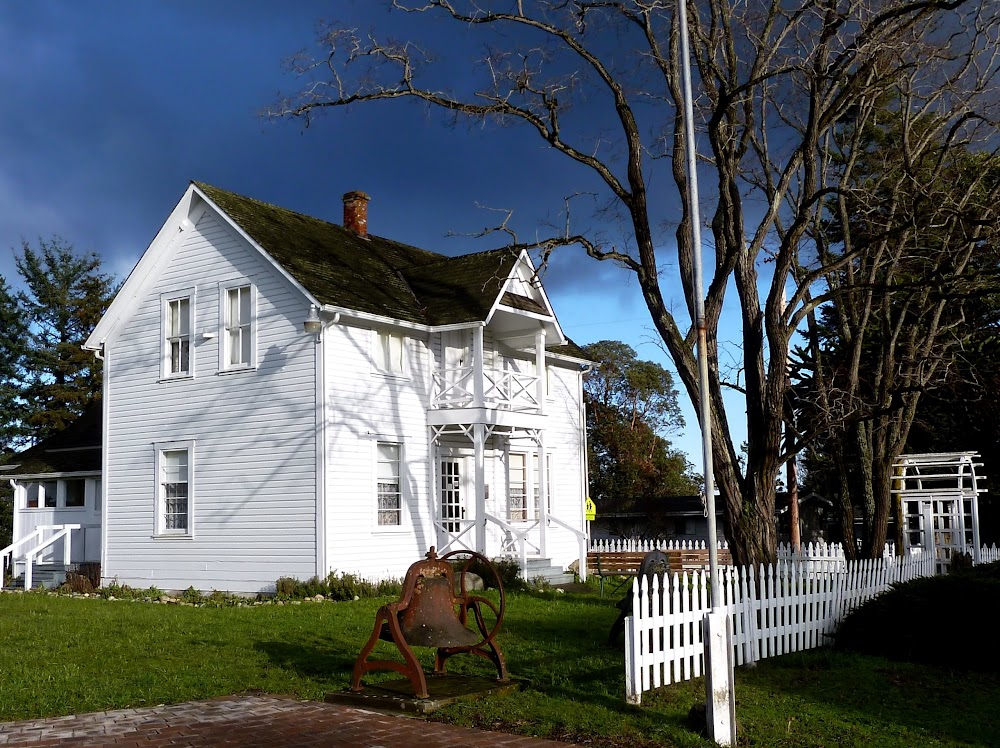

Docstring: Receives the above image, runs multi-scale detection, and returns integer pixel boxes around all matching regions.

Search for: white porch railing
[433,518,477,554]
[485,514,541,580]
[486,513,589,581]
[1,524,82,589]
[431,367,540,411]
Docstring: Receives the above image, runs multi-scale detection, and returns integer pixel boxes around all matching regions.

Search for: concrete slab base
[326,674,519,714]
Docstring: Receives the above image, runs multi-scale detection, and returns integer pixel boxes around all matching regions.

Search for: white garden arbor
[893,452,986,571]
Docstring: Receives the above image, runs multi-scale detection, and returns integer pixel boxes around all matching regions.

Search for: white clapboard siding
[104,210,318,593]
[323,324,433,579]
[625,550,947,703]
[323,324,588,581]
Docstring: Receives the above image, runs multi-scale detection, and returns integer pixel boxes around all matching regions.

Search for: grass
[0,589,997,747]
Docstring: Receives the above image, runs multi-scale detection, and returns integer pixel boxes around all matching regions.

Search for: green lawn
[0,590,997,747]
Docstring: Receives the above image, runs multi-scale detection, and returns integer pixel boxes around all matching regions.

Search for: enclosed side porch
[2,473,102,588]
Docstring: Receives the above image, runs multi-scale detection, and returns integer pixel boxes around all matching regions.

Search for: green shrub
[272,571,402,601]
[834,561,1000,671]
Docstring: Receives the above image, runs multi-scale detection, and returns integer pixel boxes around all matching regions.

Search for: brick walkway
[0,695,576,747]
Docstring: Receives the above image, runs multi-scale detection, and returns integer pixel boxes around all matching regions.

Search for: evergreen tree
[0,275,26,455]
[13,238,115,443]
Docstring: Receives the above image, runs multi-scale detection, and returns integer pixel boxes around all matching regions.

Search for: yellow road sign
[585,497,597,521]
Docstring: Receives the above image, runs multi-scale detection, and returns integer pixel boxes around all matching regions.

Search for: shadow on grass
[255,640,357,686]
[734,650,1000,747]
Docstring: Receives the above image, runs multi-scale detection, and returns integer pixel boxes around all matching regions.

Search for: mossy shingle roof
[196,182,522,326]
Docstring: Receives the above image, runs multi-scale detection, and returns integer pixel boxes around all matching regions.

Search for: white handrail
[4,524,84,590]
[485,513,538,580]
[1,528,45,579]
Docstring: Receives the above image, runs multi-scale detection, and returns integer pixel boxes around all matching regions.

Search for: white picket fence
[591,538,728,554]
[624,550,946,704]
[590,538,901,559]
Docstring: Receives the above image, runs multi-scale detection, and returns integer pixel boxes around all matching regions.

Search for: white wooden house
[2,183,591,593]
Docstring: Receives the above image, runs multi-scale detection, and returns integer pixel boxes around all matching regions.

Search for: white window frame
[373,329,407,377]
[374,441,407,530]
[161,289,195,379]
[219,281,257,372]
[508,451,553,522]
[21,477,96,511]
[63,478,86,508]
[154,440,195,538]
[508,453,528,522]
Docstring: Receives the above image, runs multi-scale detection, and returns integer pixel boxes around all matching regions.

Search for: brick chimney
[342,191,371,237]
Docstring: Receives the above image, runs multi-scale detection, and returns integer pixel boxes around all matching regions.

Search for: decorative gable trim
[484,249,566,345]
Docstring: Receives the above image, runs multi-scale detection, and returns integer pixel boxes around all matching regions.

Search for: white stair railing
[2,524,82,590]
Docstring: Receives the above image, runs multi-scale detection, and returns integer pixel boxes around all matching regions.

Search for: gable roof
[195,182,523,327]
[0,404,102,476]
[87,181,585,360]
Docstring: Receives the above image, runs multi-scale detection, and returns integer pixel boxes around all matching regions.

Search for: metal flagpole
[677,0,736,743]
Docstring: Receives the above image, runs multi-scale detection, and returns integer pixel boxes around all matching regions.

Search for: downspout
[579,363,596,580]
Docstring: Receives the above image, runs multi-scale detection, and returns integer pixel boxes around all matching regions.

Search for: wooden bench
[584,548,733,595]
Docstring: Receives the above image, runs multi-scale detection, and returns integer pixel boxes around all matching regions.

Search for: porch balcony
[430,366,541,412]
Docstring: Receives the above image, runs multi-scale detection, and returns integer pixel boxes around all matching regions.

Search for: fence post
[625,577,641,705]
[704,611,737,746]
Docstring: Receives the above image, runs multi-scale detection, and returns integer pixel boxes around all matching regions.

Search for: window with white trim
[22,478,96,510]
[155,442,193,536]
[508,452,553,521]
[376,442,403,526]
[533,453,553,517]
[25,482,40,508]
[374,330,405,375]
[64,479,86,508]
[223,284,255,369]
[509,453,528,522]
[164,295,192,377]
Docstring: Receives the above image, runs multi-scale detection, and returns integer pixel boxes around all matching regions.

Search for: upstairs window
[165,296,192,377]
[224,284,254,369]
[374,330,405,375]
[377,442,403,526]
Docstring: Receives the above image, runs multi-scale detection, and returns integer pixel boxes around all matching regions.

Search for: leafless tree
[269,0,999,565]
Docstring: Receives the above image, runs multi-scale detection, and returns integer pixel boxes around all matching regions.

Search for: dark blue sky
[0,1,748,460]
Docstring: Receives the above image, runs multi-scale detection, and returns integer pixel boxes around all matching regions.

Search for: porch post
[474,423,486,553]
[9,480,20,547]
[537,432,547,557]
[473,325,485,409]
[535,330,546,415]
[428,427,439,550]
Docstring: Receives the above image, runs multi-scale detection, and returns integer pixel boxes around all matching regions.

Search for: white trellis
[893,452,986,571]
